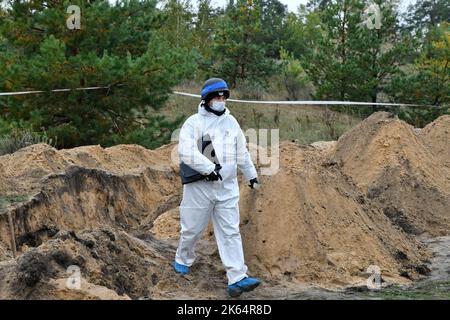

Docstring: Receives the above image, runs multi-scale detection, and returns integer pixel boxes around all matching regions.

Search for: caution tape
[0,86,433,108]
[0,86,111,96]
[173,91,430,108]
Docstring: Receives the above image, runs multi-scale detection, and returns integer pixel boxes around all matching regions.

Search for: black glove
[205,164,223,181]
[248,177,259,189]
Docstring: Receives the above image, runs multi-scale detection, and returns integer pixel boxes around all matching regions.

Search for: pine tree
[158,0,195,49]
[301,0,365,101]
[211,0,276,88]
[279,47,309,100]
[306,0,333,11]
[253,0,288,59]
[300,0,409,108]
[280,6,312,60]
[353,0,411,108]
[403,0,450,34]
[193,0,218,79]
[389,22,449,107]
[0,0,196,148]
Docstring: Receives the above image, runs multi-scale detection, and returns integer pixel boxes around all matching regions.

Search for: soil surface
[0,112,449,299]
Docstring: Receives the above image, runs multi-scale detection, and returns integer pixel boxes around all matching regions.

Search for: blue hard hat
[200,78,230,102]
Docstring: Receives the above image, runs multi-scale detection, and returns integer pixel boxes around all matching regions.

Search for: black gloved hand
[248,177,259,189]
[205,164,223,181]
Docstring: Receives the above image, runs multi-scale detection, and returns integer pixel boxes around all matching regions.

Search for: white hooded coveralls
[175,103,257,285]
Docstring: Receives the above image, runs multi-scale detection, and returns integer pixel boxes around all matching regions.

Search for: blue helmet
[200,78,230,103]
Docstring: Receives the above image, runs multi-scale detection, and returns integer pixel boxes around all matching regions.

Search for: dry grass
[158,81,363,145]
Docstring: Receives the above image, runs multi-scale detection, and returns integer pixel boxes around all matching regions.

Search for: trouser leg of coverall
[175,184,213,267]
[212,196,248,285]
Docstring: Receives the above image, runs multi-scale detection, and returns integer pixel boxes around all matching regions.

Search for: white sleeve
[236,126,258,181]
[178,118,216,175]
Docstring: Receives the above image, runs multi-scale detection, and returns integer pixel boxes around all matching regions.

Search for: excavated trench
[0,112,449,299]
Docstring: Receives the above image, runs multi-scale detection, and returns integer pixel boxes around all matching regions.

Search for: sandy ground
[0,112,449,299]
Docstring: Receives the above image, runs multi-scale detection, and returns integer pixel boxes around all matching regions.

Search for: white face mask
[210,101,226,112]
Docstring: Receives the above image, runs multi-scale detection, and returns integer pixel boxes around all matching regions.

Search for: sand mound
[421,115,450,168]
[148,208,181,240]
[0,143,176,196]
[332,112,450,236]
[0,228,227,299]
[148,207,214,241]
[239,142,429,288]
[0,112,449,299]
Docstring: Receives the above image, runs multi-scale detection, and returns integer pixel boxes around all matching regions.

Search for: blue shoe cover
[172,261,189,275]
[227,277,261,297]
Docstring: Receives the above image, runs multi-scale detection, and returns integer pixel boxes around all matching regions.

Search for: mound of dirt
[0,143,177,196]
[421,115,450,168]
[239,142,429,289]
[0,228,226,299]
[0,112,449,299]
[148,207,214,242]
[332,112,450,236]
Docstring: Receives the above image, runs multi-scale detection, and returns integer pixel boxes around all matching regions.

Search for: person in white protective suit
[173,78,261,297]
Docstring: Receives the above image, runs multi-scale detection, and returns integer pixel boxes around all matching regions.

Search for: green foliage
[0,0,196,148]
[395,105,449,128]
[280,9,310,59]
[0,195,30,213]
[193,0,215,75]
[253,0,288,59]
[306,0,333,11]
[158,0,195,49]
[0,116,35,135]
[403,0,450,33]
[279,47,309,100]
[211,0,277,88]
[0,117,15,136]
[0,0,448,142]
[235,78,266,100]
[299,0,409,105]
[0,127,56,155]
[388,23,449,107]
[386,22,449,127]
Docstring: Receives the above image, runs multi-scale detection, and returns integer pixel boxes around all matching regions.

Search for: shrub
[0,128,56,155]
